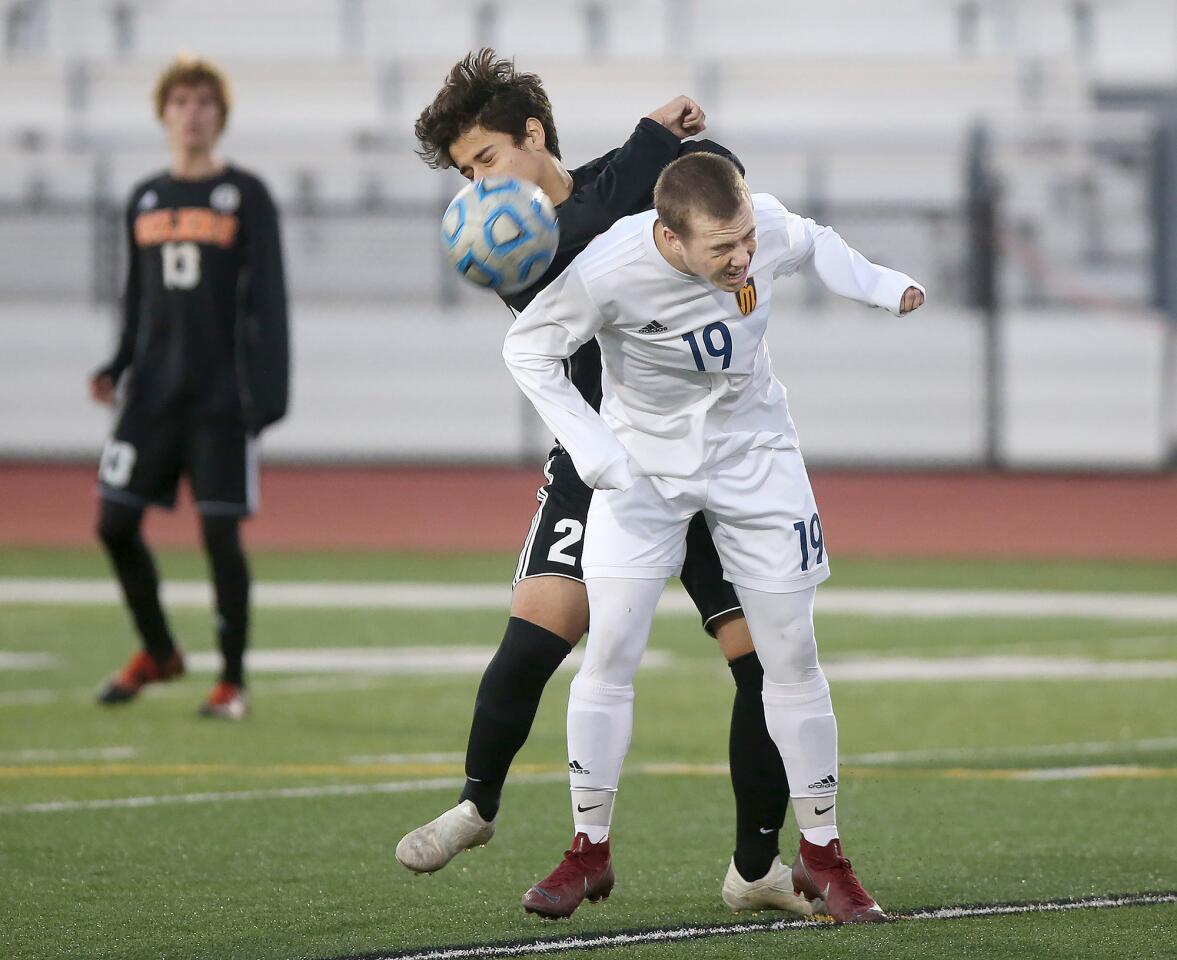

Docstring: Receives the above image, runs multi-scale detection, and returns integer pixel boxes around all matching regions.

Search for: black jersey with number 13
[101,165,289,434]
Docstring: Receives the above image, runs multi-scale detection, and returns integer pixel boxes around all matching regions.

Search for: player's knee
[579,624,644,686]
[570,670,633,704]
[758,614,819,684]
[199,515,246,570]
[96,501,141,552]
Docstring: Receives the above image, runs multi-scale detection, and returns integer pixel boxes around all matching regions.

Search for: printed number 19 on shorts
[794,513,824,572]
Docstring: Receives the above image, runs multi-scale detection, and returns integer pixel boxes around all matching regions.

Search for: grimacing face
[670,199,758,292]
[161,82,224,152]
[448,119,548,184]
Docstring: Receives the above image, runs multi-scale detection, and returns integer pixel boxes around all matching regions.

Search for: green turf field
[1,549,1174,960]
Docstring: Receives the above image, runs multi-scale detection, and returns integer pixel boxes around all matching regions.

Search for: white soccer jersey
[503,193,922,488]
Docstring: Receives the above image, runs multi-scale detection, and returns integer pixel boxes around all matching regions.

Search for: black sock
[201,514,250,687]
[728,650,790,882]
[97,500,176,663]
[459,617,573,821]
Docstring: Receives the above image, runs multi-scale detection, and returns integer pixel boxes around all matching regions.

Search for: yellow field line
[3,762,1176,781]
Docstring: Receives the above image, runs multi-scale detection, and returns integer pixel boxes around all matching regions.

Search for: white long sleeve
[772,207,924,314]
[502,267,635,491]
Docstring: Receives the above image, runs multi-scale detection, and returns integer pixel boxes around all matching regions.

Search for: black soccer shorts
[97,400,257,517]
[513,446,741,635]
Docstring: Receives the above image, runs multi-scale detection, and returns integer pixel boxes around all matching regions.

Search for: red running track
[3,463,1176,560]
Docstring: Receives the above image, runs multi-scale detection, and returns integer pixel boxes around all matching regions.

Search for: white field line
[184,648,670,675]
[0,652,59,669]
[822,655,1177,681]
[1009,765,1169,781]
[0,675,403,707]
[0,772,565,815]
[845,736,1177,765]
[0,746,136,762]
[4,653,1176,709]
[3,578,1177,621]
[3,760,1174,817]
[358,893,1177,960]
[347,752,466,765]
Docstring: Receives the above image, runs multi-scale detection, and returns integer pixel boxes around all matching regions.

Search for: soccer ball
[441,176,559,295]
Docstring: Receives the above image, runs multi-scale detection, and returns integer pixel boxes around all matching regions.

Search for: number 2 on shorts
[547,518,584,566]
[793,513,824,572]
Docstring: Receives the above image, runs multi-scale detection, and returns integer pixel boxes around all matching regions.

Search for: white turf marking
[4,578,1177,622]
[4,654,1175,710]
[183,648,671,676]
[0,689,60,705]
[347,752,466,765]
[845,736,1177,765]
[331,892,1177,960]
[1010,765,1166,781]
[823,655,1177,681]
[2,761,1171,817]
[0,746,136,762]
[0,772,566,815]
[0,651,59,670]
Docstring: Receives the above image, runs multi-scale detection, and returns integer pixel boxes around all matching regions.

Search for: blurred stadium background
[3,6,1177,959]
[1,0,1176,546]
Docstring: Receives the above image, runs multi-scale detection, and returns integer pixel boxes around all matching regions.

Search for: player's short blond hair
[654,153,749,238]
[153,55,231,130]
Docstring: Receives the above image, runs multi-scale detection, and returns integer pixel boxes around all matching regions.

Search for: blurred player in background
[88,55,289,719]
[504,152,925,922]
[396,49,807,917]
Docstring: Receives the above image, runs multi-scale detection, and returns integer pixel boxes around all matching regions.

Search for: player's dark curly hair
[414,48,561,169]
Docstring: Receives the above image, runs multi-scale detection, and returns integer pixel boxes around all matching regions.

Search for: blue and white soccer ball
[441,176,559,295]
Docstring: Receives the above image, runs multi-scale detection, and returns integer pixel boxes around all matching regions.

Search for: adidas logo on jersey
[636,320,669,335]
[569,760,591,775]
[807,775,838,791]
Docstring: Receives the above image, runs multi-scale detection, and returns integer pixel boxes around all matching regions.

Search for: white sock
[567,673,634,794]
[801,825,839,847]
[571,788,614,844]
[733,584,841,835]
[761,673,839,808]
[563,576,665,843]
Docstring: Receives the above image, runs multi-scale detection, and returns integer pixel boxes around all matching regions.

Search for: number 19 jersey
[504,193,921,486]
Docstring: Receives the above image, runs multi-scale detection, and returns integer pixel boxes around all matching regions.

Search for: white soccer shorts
[581,445,831,593]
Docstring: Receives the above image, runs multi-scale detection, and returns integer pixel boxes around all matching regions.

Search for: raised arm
[774,205,925,315]
[502,268,633,491]
[556,119,682,250]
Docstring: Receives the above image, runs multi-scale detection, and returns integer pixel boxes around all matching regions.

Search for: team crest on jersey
[735,277,757,316]
[210,183,241,213]
[138,190,158,210]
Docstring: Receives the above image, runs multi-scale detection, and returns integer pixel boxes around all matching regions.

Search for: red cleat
[198,682,248,720]
[522,833,615,919]
[791,837,886,924]
[97,650,185,704]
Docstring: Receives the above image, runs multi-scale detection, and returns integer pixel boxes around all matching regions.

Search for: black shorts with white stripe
[513,447,741,637]
[97,400,257,517]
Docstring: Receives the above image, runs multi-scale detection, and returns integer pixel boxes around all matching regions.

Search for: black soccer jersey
[101,165,289,434]
[501,119,744,412]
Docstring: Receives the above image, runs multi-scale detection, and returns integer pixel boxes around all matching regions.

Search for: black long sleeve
[551,117,682,251]
[237,181,290,433]
[101,204,143,382]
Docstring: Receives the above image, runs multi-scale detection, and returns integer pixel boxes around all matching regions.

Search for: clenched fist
[900,286,925,315]
[646,96,706,139]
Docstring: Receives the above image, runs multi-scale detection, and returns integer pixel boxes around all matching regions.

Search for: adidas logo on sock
[636,320,669,335]
[569,760,590,775]
[807,775,838,791]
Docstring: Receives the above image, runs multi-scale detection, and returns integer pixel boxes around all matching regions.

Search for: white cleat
[395,800,496,874]
[722,857,824,916]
